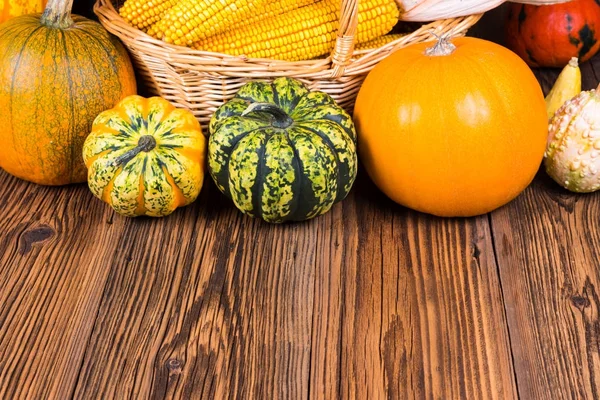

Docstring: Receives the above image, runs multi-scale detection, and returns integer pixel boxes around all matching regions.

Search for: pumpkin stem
[425,31,456,57]
[113,135,157,167]
[41,0,75,28]
[242,103,294,129]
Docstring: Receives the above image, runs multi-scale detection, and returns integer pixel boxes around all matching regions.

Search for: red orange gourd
[354,36,548,217]
[505,0,600,68]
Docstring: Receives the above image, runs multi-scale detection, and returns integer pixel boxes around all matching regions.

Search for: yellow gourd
[545,57,582,120]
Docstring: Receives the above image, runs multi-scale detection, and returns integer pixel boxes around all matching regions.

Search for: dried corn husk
[398,0,572,21]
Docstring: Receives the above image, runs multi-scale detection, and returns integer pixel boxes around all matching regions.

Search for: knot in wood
[571,295,590,310]
[19,225,55,255]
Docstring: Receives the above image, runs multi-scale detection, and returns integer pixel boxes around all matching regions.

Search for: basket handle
[330,0,359,78]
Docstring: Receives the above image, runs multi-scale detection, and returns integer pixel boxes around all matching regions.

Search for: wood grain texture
[489,62,600,400]
[0,174,125,399]
[0,169,517,399]
[325,180,516,400]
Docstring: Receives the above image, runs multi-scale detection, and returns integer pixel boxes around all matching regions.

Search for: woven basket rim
[94,0,483,78]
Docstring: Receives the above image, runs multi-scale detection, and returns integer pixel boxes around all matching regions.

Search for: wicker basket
[94,0,482,124]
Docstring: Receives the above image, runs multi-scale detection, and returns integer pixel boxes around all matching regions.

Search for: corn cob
[160,0,259,45]
[355,33,405,50]
[191,0,400,61]
[229,0,318,32]
[119,0,179,32]
[149,0,255,45]
[147,0,317,43]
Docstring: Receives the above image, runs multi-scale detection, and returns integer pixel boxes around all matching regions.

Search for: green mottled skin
[83,96,206,217]
[229,132,266,215]
[209,77,358,223]
[262,132,296,222]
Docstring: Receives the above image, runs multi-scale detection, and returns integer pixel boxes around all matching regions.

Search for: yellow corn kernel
[192,0,400,62]
[231,0,317,31]
[119,0,179,32]
[354,33,406,51]
[156,0,261,45]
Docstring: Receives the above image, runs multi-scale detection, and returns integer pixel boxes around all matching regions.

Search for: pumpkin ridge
[260,132,296,222]
[135,157,147,215]
[222,124,271,197]
[292,122,343,201]
[288,91,306,113]
[102,167,122,203]
[71,30,117,89]
[313,112,356,142]
[271,78,310,113]
[167,146,204,164]
[7,24,45,174]
[283,82,310,113]
[271,82,281,112]
[287,126,337,220]
[58,29,78,183]
[253,132,268,220]
[157,146,204,203]
[227,132,266,216]
[74,27,122,83]
[0,18,35,38]
[161,165,187,208]
[284,128,304,221]
[84,148,113,168]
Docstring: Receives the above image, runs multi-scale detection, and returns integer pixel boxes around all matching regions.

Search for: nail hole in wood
[167,358,182,373]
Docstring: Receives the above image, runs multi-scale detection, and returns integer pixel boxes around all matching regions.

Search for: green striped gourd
[83,95,207,217]
[209,77,358,223]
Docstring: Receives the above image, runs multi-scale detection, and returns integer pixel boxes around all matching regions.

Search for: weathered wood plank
[63,174,517,399]
[490,57,600,399]
[328,179,516,399]
[0,172,127,399]
[491,172,600,399]
[72,184,317,399]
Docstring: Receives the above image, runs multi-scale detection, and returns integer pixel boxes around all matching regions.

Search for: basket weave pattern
[95,0,482,124]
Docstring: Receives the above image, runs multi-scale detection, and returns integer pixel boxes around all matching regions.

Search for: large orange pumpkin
[354,36,548,217]
[1,0,47,24]
[505,0,600,68]
[0,0,136,185]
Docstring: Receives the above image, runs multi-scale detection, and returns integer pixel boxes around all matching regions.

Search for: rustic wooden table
[2,29,600,400]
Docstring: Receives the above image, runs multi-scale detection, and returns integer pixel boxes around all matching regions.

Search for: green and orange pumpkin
[505,0,600,68]
[83,96,207,217]
[208,77,358,223]
[0,0,136,185]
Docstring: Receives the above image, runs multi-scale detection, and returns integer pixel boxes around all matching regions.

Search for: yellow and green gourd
[83,95,206,217]
[209,77,358,223]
